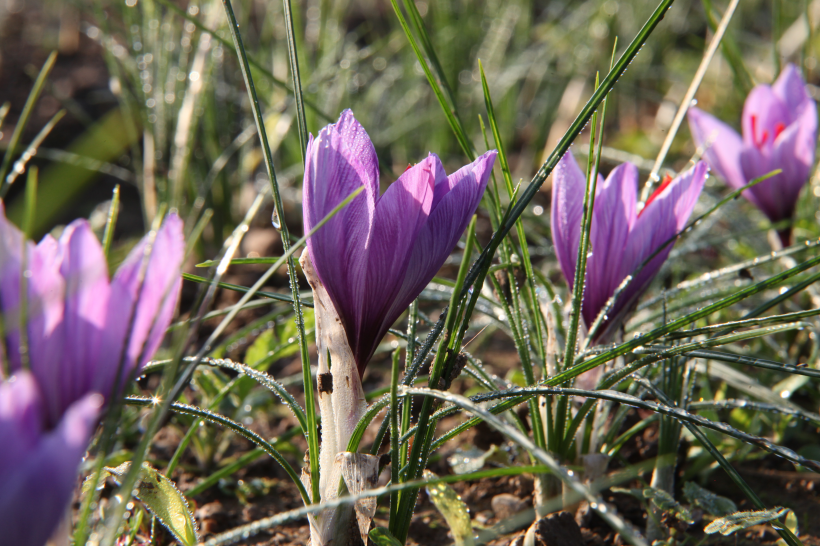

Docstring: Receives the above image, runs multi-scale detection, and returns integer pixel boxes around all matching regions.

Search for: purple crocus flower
[0,205,184,546]
[303,110,496,375]
[552,151,707,343]
[688,64,817,246]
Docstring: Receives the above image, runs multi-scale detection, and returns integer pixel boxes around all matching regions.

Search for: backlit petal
[585,162,637,327]
[551,151,586,291]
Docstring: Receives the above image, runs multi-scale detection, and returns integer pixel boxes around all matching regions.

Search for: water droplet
[272,208,281,229]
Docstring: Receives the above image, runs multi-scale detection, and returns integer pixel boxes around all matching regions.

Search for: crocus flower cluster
[688,64,817,246]
[552,151,707,343]
[304,109,497,376]
[0,206,184,546]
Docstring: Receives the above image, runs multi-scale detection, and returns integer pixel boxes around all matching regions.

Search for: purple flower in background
[304,110,496,376]
[0,205,184,546]
[552,151,707,343]
[688,64,817,246]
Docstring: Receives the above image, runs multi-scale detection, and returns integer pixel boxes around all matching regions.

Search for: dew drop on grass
[272,208,281,230]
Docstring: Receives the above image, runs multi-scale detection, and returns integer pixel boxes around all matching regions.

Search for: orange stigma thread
[640,173,674,216]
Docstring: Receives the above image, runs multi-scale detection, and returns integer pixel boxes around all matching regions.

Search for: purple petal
[97,214,184,398]
[381,151,496,350]
[760,102,818,222]
[741,85,790,149]
[304,112,378,351]
[551,151,586,291]
[773,63,812,122]
[25,235,67,426]
[352,155,436,370]
[429,151,462,209]
[584,162,637,327]
[609,162,707,338]
[49,221,110,421]
[739,145,782,222]
[687,107,749,193]
[0,374,101,546]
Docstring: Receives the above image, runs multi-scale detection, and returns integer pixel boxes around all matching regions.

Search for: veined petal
[382,151,496,350]
[304,112,378,353]
[25,235,67,427]
[739,145,781,222]
[97,214,184,398]
[741,85,789,149]
[353,156,435,370]
[0,374,101,546]
[687,107,748,192]
[773,63,812,122]
[550,151,586,291]
[585,162,637,327]
[52,220,110,421]
[607,162,707,339]
[766,104,817,221]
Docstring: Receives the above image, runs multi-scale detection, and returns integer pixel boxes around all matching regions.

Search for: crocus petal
[353,156,435,370]
[741,85,790,148]
[382,151,496,352]
[739,145,781,221]
[0,373,102,546]
[25,235,67,426]
[613,162,707,334]
[97,214,184,398]
[584,162,637,326]
[773,63,812,122]
[773,94,818,189]
[551,151,586,290]
[52,220,110,421]
[304,112,378,350]
[687,108,750,193]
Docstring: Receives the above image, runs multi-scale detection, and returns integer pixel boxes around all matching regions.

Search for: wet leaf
[642,487,693,524]
[107,462,199,546]
[369,527,403,546]
[424,470,474,546]
[704,507,790,536]
[683,481,737,517]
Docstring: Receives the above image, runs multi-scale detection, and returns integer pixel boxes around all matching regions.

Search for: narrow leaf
[683,481,737,517]
[424,470,475,546]
[705,508,791,536]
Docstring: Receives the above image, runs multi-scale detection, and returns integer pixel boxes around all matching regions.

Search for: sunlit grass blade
[0,50,57,196]
[220,0,319,501]
[282,0,308,159]
[152,0,333,122]
[701,0,754,93]
[102,185,120,259]
[1,109,65,194]
[388,0,474,158]
[644,0,740,199]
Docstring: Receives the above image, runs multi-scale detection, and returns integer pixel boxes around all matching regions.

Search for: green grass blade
[220,0,320,502]
[282,0,308,160]
[0,50,57,196]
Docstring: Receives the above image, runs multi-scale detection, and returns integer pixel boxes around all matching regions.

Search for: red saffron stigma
[774,122,786,140]
[640,173,673,216]
[404,163,413,172]
[750,114,769,148]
